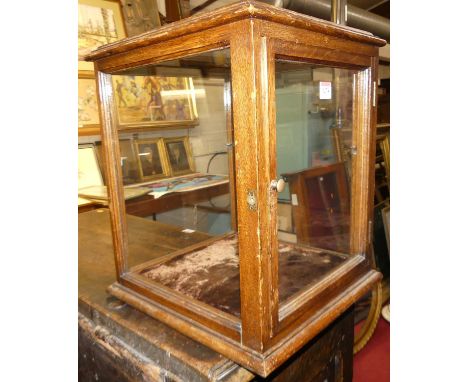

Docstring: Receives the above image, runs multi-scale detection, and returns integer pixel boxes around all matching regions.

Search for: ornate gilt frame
[78,70,101,136]
[134,138,171,182]
[163,136,195,176]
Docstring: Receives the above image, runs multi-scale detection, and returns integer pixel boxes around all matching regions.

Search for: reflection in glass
[112,75,198,126]
[109,49,242,317]
[275,60,358,302]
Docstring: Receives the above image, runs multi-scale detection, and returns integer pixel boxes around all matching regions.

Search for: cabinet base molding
[109,269,380,377]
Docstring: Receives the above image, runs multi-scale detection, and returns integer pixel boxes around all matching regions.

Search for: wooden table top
[78,209,254,381]
[79,180,230,217]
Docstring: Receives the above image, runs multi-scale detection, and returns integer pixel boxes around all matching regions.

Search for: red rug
[353,318,390,382]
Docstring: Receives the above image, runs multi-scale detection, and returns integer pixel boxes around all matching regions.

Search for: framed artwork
[111,75,199,129]
[78,71,101,135]
[283,162,350,253]
[164,137,195,176]
[95,139,142,185]
[134,139,170,181]
[78,0,127,71]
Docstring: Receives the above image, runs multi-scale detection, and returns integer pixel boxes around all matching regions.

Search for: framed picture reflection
[134,138,170,181]
[164,137,194,176]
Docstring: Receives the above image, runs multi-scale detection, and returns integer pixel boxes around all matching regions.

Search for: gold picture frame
[111,74,199,130]
[78,0,127,71]
[78,70,101,136]
[134,138,170,181]
[163,137,195,176]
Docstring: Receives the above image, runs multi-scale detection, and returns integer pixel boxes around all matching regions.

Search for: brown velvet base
[142,236,347,317]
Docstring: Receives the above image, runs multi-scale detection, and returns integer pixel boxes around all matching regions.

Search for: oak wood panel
[230,19,274,352]
[349,68,374,256]
[85,1,384,62]
[253,23,279,341]
[121,274,241,341]
[96,72,129,279]
[95,25,231,74]
[259,20,379,60]
[263,35,280,336]
[108,268,380,377]
[272,38,372,69]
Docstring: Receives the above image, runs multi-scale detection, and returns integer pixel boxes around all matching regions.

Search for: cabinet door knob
[271,178,286,193]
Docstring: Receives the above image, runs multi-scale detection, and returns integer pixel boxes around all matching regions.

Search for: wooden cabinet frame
[86,1,385,377]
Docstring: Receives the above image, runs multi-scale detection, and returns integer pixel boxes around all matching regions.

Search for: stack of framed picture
[95,136,196,186]
[78,0,127,135]
[134,136,195,181]
[78,0,199,136]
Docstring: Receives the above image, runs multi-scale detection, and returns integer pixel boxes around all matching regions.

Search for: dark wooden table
[125,181,230,217]
[79,209,354,381]
[78,181,230,217]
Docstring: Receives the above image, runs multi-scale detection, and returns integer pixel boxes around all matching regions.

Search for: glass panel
[275,60,358,302]
[107,49,241,317]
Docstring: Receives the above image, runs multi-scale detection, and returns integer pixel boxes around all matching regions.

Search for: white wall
[189,77,230,175]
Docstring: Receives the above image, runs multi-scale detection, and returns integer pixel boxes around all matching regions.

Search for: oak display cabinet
[86,1,386,377]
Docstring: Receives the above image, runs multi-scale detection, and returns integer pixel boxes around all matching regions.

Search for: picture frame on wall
[78,70,101,136]
[95,139,142,185]
[78,0,127,71]
[134,138,170,181]
[164,137,195,176]
[111,75,199,130]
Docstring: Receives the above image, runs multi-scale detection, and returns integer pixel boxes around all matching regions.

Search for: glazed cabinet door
[96,46,256,340]
[265,38,377,332]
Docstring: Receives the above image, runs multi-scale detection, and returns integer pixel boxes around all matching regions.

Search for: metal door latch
[247,190,257,211]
